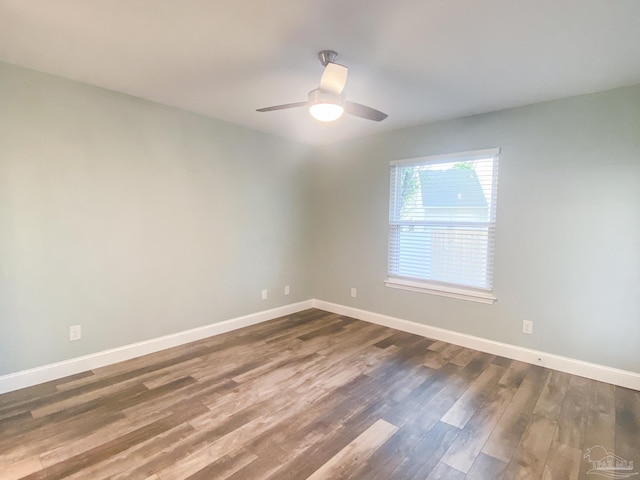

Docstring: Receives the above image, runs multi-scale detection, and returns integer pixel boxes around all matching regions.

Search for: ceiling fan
[256,50,388,123]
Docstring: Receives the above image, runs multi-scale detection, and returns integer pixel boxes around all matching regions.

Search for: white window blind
[386,148,500,303]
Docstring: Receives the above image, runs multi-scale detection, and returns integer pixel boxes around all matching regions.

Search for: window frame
[385,148,500,304]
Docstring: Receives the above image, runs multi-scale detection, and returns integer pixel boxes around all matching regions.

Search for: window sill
[384,277,496,304]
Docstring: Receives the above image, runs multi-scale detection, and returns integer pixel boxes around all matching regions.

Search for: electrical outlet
[522,320,533,335]
[350,287,357,298]
[261,289,268,300]
[284,285,290,296]
[69,325,82,342]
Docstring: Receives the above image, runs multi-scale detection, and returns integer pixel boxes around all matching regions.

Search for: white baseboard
[3,298,638,394]
[312,300,640,391]
[0,300,313,395]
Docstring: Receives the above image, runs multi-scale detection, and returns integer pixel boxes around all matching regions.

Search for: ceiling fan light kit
[308,88,345,122]
[257,50,387,123]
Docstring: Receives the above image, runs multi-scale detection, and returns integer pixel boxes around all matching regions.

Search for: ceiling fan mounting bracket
[318,50,338,66]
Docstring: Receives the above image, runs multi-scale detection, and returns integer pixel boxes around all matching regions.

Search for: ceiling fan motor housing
[308,88,345,107]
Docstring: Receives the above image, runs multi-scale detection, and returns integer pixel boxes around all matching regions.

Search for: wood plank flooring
[1,308,638,479]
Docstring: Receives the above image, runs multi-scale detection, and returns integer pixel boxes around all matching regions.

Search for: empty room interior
[1,1,639,479]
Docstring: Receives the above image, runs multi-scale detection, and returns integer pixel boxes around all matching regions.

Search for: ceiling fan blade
[256,101,307,112]
[345,101,388,121]
[319,63,348,95]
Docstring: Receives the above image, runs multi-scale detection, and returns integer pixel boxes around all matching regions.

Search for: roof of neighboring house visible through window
[419,169,487,208]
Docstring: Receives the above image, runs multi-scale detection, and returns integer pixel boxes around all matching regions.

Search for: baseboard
[312,299,640,391]
[0,300,313,395]
[3,298,638,394]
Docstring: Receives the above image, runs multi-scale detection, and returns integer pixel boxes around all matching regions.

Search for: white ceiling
[1,0,639,145]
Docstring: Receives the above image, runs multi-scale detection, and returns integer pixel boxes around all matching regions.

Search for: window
[386,148,500,303]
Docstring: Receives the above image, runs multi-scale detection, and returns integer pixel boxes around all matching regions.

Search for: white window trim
[384,276,497,304]
[386,147,500,304]
[390,148,500,167]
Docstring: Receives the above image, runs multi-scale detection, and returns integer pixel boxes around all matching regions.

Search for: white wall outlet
[261,289,268,300]
[284,285,290,296]
[350,287,357,298]
[522,320,533,335]
[69,325,82,342]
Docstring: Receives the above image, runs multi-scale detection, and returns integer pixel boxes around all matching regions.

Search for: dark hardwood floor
[1,308,638,479]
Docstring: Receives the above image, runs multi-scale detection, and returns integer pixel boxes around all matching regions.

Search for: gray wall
[0,62,314,375]
[311,85,640,372]
[2,59,639,378]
